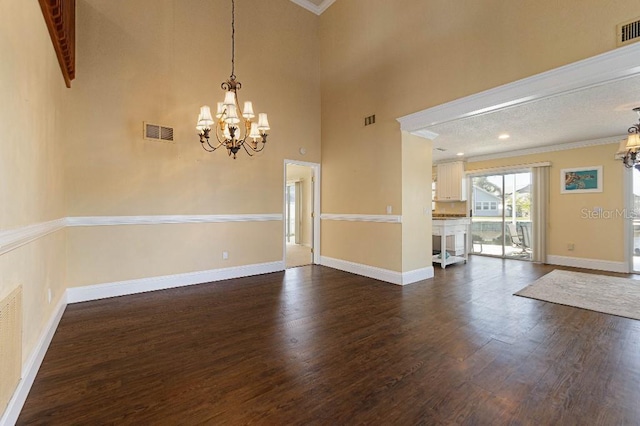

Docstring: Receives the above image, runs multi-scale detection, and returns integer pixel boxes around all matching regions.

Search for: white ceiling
[428,74,640,162]
[289,0,336,15]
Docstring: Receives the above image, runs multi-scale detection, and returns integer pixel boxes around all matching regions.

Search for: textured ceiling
[428,74,640,162]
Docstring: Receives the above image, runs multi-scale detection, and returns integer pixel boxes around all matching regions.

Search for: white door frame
[283,159,321,265]
[624,166,633,273]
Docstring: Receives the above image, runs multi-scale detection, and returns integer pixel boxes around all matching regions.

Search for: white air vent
[617,17,640,47]
[144,122,175,143]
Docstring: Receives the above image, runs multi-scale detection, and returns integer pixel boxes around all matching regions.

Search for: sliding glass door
[470,172,533,260]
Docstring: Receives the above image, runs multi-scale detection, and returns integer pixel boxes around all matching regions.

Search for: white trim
[320,256,433,285]
[466,137,621,163]
[401,266,435,285]
[321,256,404,285]
[66,261,285,303]
[546,255,629,273]
[624,167,634,273]
[320,214,402,223]
[1,293,67,426]
[397,43,640,132]
[66,214,282,227]
[0,219,66,256]
[466,162,551,177]
[288,0,335,15]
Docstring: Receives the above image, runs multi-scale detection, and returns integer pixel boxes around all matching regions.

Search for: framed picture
[560,166,603,193]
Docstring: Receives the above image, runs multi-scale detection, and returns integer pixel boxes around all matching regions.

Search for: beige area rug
[515,269,640,320]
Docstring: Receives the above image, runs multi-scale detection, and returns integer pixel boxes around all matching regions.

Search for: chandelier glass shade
[618,107,640,169]
[196,0,269,159]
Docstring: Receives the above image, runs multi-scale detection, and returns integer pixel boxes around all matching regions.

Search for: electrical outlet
[386,205,392,214]
[222,251,229,260]
[567,243,575,251]
[47,288,52,304]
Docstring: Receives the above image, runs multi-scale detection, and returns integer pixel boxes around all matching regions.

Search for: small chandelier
[196,0,270,159]
[619,107,640,168]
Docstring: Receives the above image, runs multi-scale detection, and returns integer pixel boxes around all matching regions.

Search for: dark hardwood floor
[18,257,640,424]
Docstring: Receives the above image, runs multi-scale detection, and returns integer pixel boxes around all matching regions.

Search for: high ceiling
[288,1,639,163]
[427,74,640,163]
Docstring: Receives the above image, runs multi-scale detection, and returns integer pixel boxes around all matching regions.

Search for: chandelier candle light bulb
[196,0,270,159]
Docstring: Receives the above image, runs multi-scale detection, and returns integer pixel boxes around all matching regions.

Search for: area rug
[515,269,640,320]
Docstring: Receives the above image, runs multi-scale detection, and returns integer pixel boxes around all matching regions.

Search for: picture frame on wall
[560,166,603,194]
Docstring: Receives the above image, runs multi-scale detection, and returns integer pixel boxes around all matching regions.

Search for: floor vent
[0,286,22,413]
[618,17,640,46]
[144,122,175,142]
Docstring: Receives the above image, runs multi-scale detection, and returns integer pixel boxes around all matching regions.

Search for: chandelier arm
[213,123,229,145]
[240,141,255,156]
[201,138,218,152]
[243,138,267,153]
[205,130,225,151]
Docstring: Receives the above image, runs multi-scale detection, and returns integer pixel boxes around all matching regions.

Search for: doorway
[284,161,320,268]
[470,172,533,260]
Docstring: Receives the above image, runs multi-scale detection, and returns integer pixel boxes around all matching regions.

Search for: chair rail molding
[0,219,66,256]
[66,214,283,227]
[320,214,402,223]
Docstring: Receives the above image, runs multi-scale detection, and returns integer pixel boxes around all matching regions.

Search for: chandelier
[619,107,640,168]
[196,0,270,159]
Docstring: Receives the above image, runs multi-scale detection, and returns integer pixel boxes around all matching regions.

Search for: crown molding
[397,43,640,133]
[289,0,336,15]
[466,136,622,163]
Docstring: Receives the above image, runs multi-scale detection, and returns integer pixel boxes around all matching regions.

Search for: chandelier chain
[230,0,236,80]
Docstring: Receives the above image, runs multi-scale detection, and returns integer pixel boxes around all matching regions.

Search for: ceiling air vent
[144,122,174,143]
[617,17,640,47]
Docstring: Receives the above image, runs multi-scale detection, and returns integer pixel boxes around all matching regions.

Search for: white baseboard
[66,261,285,303]
[320,256,433,285]
[402,266,435,284]
[546,255,629,273]
[1,294,67,426]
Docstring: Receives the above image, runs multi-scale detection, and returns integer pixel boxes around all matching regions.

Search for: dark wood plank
[17,257,640,424]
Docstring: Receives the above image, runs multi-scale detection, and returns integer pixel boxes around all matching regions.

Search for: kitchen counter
[432,217,470,269]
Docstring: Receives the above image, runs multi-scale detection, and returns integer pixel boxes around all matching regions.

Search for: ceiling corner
[289,0,336,15]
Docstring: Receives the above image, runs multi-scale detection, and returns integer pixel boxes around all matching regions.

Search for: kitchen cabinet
[436,161,467,201]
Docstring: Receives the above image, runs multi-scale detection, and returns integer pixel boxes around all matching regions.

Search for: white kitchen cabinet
[436,161,467,201]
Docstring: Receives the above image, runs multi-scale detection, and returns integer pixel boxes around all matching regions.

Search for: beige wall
[401,133,432,272]
[0,0,68,412]
[319,0,635,272]
[467,143,624,262]
[64,0,321,287]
